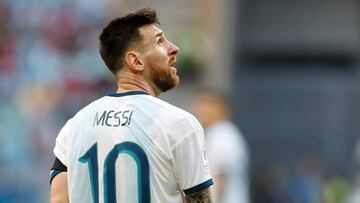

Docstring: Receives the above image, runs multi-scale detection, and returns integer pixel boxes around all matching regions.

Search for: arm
[50,158,69,203]
[50,172,69,203]
[213,173,226,202]
[185,187,213,203]
[51,118,73,202]
[170,118,213,202]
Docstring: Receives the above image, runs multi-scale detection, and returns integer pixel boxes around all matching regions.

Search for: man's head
[190,90,230,130]
[99,7,180,93]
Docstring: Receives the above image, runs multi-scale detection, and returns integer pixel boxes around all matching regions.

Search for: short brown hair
[99,7,159,75]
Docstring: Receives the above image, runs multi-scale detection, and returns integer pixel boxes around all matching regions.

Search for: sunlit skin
[50,172,69,203]
[116,25,180,96]
[190,92,229,129]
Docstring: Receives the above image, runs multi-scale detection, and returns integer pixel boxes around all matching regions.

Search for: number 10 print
[79,142,150,203]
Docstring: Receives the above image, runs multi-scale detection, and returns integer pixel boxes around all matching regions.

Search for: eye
[158,38,164,45]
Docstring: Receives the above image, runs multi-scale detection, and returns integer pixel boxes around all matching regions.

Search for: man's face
[139,25,180,92]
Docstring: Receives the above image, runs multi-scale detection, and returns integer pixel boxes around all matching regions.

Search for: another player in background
[190,90,250,203]
[50,7,213,203]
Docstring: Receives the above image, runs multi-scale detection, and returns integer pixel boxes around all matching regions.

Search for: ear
[125,51,144,72]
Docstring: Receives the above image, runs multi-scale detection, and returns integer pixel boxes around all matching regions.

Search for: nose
[169,41,179,56]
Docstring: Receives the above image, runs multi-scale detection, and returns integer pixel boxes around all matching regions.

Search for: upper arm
[184,187,213,203]
[50,157,69,203]
[50,172,69,203]
[172,127,213,191]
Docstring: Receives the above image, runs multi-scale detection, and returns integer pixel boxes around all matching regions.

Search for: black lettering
[105,110,115,127]
[93,111,107,126]
[121,110,130,126]
[128,111,134,125]
[113,111,122,127]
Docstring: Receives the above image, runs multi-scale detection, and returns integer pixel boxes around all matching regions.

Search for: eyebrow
[155,31,164,38]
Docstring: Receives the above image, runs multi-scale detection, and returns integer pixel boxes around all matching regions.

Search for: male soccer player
[190,90,249,203]
[50,7,213,203]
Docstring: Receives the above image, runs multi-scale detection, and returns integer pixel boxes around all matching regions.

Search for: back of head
[99,7,159,75]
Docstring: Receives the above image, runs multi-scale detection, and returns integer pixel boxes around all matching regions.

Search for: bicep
[50,157,69,203]
[184,187,213,203]
[50,172,69,203]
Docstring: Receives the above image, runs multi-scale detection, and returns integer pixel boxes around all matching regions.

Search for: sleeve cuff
[183,179,214,195]
[50,169,66,185]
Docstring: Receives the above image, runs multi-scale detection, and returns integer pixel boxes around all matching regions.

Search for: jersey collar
[107,91,149,97]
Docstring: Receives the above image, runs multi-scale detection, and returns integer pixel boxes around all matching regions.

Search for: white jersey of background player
[191,90,249,203]
[50,8,213,203]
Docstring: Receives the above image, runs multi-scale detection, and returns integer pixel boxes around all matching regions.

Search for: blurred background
[0,0,360,202]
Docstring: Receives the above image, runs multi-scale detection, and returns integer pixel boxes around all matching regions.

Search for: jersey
[205,121,249,203]
[53,91,213,203]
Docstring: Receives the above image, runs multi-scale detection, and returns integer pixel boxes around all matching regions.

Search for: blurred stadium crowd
[0,0,359,203]
[0,0,114,202]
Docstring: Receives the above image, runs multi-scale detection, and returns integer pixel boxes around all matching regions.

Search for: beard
[151,66,180,92]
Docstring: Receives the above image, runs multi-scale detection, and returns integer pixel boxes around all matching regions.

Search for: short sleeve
[171,128,213,195]
[53,118,74,166]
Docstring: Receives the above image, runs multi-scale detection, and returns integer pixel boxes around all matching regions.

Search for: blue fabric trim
[183,179,214,195]
[107,91,149,97]
[50,169,66,185]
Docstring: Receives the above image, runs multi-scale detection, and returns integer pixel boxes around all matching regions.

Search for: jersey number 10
[79,142,151,203]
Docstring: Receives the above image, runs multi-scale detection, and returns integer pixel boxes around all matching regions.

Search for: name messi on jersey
[93,110,134,127]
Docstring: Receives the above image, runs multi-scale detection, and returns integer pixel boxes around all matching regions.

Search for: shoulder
[161,98,202,131]
[207,121,244,142]
[206,121,248,154]
[144,96,204,144]
[145,96,201,128]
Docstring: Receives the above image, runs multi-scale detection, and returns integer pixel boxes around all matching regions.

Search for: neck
[116,71,160,97]
[205,114,228,130]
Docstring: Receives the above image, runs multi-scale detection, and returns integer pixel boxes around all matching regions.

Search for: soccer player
[50,7,213,203]
[190,90,249,203]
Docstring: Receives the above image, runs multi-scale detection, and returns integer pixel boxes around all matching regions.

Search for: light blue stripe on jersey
[107,91,149,97]
[183,179,214,195]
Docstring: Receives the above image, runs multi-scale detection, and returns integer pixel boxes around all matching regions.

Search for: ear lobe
[125,51,144,72]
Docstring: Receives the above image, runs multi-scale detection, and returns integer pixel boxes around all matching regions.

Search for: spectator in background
[190,90,250,203]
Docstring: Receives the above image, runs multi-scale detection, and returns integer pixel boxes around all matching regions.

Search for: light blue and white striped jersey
[53,91,213,203]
